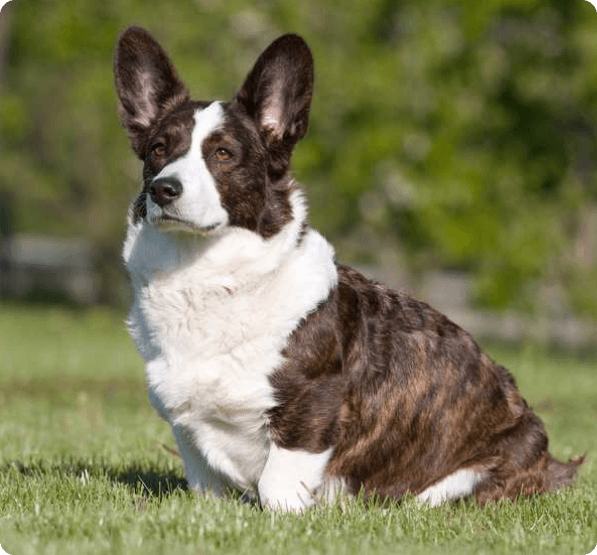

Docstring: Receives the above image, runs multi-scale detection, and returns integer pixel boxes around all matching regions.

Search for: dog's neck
[123,187,313,291]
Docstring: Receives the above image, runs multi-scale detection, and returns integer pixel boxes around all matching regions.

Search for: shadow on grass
[110,465,188,497]
[2,458,188,498]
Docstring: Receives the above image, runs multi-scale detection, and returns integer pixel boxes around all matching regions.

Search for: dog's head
[115,27,313,238]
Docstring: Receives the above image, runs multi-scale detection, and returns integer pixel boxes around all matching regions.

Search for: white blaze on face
[147,101,229,232]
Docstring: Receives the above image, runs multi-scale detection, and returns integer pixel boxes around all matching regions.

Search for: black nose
[149,177,183,207]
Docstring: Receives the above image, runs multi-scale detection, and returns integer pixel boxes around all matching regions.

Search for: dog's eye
[151,142,167,157]
[215,147,233,161]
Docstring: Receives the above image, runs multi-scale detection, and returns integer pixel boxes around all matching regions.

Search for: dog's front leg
[171,425,229,498]
[258,443,333,513]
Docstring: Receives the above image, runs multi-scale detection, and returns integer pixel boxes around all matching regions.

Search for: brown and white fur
[115,27,583,512]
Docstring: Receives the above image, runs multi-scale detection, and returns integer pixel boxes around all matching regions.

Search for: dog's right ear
[114,27,189,158]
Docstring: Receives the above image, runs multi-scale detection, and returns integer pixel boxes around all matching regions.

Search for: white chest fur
[123,191,337,494]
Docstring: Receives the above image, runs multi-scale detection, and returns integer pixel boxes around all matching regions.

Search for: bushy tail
[475,453,585,504]
[546,453,585,491]
[513,452,585,500]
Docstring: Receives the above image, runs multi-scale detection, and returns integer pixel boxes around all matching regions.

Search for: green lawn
[0,302,595,555]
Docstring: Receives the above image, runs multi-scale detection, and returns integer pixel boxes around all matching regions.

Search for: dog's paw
[258,444,333,513]
[259,480,319,513]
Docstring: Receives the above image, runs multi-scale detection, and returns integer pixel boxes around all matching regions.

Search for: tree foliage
[1,0,596,313]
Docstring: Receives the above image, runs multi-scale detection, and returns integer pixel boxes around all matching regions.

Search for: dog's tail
[475,451,585,505]
[502,452,585,502]
[545,452,585,491]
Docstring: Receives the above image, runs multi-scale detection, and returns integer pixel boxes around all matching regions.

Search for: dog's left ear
[234,35,313,177]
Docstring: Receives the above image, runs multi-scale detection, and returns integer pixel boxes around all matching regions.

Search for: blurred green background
[0,0,596,325]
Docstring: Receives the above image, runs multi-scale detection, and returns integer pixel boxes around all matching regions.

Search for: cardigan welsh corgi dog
[115,27,582,512]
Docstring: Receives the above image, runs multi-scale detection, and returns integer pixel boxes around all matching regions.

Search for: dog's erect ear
[114,26,189,158]
[234,35,313,177]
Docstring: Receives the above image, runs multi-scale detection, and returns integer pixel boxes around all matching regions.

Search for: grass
[0,301,596,555]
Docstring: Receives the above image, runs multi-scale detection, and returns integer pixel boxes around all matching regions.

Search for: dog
[115,27,583,512]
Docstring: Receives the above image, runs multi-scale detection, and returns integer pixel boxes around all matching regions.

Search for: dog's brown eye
[151,142,167,157]
[215,147,233,161]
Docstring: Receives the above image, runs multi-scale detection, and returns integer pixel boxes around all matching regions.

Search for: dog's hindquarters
[270,264,583,505]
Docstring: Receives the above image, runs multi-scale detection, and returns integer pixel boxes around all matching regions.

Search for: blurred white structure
[0,233,99,304]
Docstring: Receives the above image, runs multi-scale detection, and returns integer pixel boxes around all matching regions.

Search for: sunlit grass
[0,303,595,554]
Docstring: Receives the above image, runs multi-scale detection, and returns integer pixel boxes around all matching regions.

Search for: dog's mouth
[152,213,224,235]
